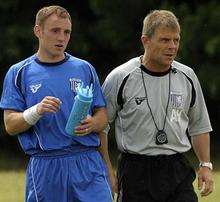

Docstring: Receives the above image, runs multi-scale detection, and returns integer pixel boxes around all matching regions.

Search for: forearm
[92,107,108,132]
[191,133,210,162]
[98,132,113,169]
[4,110,32,136]
[4,96,61,136]
[98,131,117,194]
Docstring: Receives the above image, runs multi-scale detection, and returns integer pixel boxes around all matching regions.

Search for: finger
[201,188,212,197]
[201,181,214,197]
[198,176,203,190]
[75,131,88,136]
[200,182,208,196]
[75,123,90,131]
[43,99,62,108]
[41,103,60,113]
[75,128,90,135]
[80,115,92,124]
[45,96,62,104]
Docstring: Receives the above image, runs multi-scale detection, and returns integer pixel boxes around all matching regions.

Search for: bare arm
[4,96,62,136]
[192,133,210,162]
[92,107,108,132]
[191,133,214,196]
[98,132,117,194]
[4,110,31,135]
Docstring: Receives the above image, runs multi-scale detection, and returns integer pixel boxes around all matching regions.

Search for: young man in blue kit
[102,10,214,202]
[0,5,114,202]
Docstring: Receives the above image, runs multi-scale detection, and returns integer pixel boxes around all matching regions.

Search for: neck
[141,54,170,72]
[36,50,65,63]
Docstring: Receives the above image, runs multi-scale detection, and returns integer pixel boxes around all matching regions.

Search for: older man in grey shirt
[102,10,213,202]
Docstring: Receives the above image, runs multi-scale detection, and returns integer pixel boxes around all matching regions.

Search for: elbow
[4,110,27,136]
[5,124,19,136]
[101,115,108,132]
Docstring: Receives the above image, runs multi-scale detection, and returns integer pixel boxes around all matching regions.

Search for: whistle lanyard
[141,69,171,134]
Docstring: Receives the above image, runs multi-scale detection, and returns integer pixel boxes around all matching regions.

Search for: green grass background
[0,170,219,202]
[0,151,219,202]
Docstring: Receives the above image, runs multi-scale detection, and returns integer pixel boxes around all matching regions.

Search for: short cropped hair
[35,5,71,27]
[142,10,180,38]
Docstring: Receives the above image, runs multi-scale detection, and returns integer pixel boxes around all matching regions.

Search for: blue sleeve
[0,66,26,111]
[89,65,106,109]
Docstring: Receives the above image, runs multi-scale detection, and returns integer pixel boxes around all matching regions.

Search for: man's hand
[74,107,107,136]
[197,167,214,197]
[108,167,118,195]
[74,115,94,136]
[37,96,62,115]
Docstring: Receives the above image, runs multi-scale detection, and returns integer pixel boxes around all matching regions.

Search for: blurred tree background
[0,0,219,168]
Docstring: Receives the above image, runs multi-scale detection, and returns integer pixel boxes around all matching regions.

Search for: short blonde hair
[142,10,180,38]
[35,5,71,27]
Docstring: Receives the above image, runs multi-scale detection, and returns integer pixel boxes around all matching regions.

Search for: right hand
[36,96,62,115]
[198,167,214,197]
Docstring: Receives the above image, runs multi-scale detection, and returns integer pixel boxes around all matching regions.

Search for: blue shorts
[25,148,113,202]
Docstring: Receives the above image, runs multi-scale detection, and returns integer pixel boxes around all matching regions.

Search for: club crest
[69,78,82,92]
[170,92,183,108]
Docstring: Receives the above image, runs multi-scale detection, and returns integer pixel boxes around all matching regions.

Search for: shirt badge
[69,78,82,92]
[170,92,183,108]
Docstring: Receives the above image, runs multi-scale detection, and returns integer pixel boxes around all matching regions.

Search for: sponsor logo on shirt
[30,84,41,93]
[69,78,82,92]
[135,97,147,105]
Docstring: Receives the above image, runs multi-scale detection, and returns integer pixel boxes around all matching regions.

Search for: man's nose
[168,40,176,49]
[57,32,65,41]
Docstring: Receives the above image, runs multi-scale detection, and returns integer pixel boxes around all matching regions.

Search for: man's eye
[65,30,71,35]
[52,29,59,33]
[161,38,169,42]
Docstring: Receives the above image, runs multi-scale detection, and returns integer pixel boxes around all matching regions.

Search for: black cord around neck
[141,70,171,132]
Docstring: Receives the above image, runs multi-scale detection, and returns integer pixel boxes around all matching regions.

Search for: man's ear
[34,25,41,38]
[141,35,150,47]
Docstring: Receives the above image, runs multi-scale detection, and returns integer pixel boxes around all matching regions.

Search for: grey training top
[102,57,212,155]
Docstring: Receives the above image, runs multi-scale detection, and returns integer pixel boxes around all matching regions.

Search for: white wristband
[23,104,42,125]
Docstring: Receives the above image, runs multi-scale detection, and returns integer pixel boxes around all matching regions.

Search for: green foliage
[179,2,220,66]
[0,0,219,146]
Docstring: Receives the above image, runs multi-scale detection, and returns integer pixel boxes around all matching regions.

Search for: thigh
[68,150,112,202]
[168,163,198,202]
[118,157,153,202]
[26,157,69,202]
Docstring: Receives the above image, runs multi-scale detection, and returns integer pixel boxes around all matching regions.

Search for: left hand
[197,167,214,197]
[108,168,118,195]
[74,115,94,136]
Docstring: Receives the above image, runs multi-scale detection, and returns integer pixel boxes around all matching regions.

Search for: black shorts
[117,152,198,202]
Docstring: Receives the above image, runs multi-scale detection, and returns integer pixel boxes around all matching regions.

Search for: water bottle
[65,83,93,136]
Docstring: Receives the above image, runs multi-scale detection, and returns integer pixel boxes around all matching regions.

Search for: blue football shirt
[0,53,106,155]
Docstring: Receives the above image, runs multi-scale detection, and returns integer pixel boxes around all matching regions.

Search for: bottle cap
[76,83,93,101]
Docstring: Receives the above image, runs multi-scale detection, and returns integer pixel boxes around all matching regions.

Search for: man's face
[36,14,72,59]
[143,26,180,70]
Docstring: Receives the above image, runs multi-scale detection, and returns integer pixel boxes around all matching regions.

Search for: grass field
[0,169,219,202]
[0,149,219,202]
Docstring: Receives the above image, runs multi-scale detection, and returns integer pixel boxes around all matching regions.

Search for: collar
[35,53,70,66]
